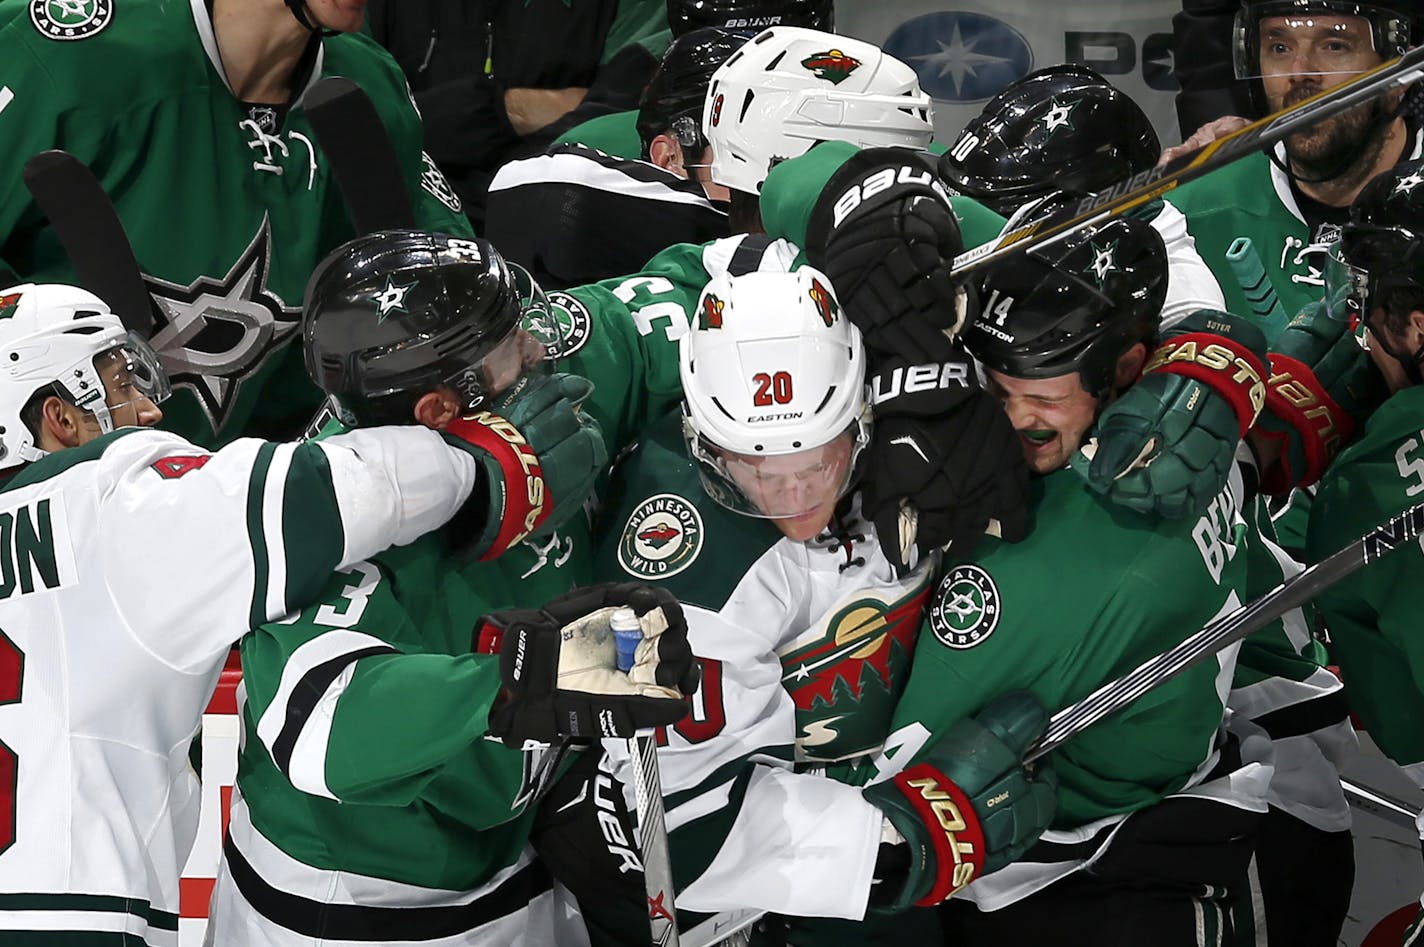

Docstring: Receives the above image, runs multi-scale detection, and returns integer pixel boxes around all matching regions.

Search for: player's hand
[445,372,608,560]
[474,582,699,748]
[1074,309,1268,519]
[861,352,1030,572]
[1156,115,1251,167]
[863,692,1058,911]
[805,148,975,363]
[1254,300,1387,493]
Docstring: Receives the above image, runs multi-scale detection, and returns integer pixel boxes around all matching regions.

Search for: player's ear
[1114,342,1148,390]
[648,134,684,174]
[412,386,462,431]
[37,394,85,450]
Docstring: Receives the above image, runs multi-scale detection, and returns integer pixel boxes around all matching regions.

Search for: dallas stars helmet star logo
[1393,170,1424,197]
[371,277,417,321]
[1087,239,1119,286]
[144,218,300,434]
[1038,96,1081,137]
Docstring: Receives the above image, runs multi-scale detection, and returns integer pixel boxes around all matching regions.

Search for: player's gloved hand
[861,352,1031,572]
[1073,309,1268,519]
[444,371,608,561]
[474,582,699,748]
[863,692,1058,912]
[805,147,975,363]
[1254,300,1388,494]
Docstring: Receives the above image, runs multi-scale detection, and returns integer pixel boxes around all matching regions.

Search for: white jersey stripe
[261,442,296,619]
[255,628,391,765]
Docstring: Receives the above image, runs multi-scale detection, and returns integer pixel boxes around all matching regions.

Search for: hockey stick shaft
[1341,775,1422,831]
[631,731,681,947]
[1024,500,1424,763]
[1226,236,1290,338]
[22,150,155,336]
[302,76,416,233]
[952,43,1424,278]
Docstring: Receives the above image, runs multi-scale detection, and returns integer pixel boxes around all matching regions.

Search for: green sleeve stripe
[667,753,783,887]
[0,892,179,930]
[663,746,794,812]
[280,443,346,614]
[246,441,278,628]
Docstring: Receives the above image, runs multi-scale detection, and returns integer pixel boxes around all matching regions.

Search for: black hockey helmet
[965,216,1168,397]
[303,230,549,427]
[637,27,749,158]
[1233,0,1420,80]
[1335,158,1424,380]
[666,0,833,36]
[939,64,1160,218]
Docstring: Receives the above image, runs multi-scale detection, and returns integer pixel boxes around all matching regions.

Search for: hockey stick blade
[302,76,416,233]
[953,43,1424,277]
[1024,500,1424,763]
[23,150,155,336]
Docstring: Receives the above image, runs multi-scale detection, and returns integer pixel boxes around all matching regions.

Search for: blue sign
[883,11,1034,103]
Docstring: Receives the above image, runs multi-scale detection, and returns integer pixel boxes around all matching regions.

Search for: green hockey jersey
[1308,384,1424,786]
[0,0,471,446]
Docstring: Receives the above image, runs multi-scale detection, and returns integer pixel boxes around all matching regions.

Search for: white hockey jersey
[0,425,476,946]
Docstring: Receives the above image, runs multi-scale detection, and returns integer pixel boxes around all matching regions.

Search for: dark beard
[1282,85,1389,182]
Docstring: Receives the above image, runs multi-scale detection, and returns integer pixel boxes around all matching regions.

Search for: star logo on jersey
[619,494,704,579]
[371,278,416,321]
[1394,171,1424,197]
[808,278,839,327]
[929,563,1001,649]
[1037,96,1080,136]
[419,151,463,213]
[1087,239,1119,286]
[801,49,863,85]
[144,219,301,434]
[699,293,725,330]
[30,0,112,40]
[532,292,593,358]
[781,579,932,762]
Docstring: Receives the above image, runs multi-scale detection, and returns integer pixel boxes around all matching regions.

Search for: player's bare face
[722,432,854,541]
[72,350,163,444]
[1258,15,1386,167]
[1364,318,1423,393]
[986,369,1098,474]
[481,327,549,397]
[305,0,367,33]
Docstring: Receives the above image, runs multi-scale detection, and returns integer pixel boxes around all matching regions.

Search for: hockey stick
[615,617,682,947]
[1341,775,1423,831]
[951,42,1424,278]
[1226,236,1290,338]
[302,76,416,233]
[1024,499,1424,763]
[22,150,155,336]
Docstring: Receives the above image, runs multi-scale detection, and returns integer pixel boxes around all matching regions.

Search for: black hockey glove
[861,352,1031,572]
[864,692,1058,912]
[805,148,975,364]
[474,582,699,748]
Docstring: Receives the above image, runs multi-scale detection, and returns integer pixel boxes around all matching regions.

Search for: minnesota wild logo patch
[800,49,862,85]
[618,494,704,579]
[808,278,838,326]
[30,0,112,40]
[928,564,1000,649]
[699,293,725,330]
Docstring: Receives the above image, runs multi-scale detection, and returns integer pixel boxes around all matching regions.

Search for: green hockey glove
[1254,300,1387,494]
[1075,309,1269,520]
[863,692,1058,912]
[445,372,607,560]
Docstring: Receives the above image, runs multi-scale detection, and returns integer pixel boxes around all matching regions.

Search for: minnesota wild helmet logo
[801,49,862,85]
[0,293,23,320]
[700,293,725,330]
[808,278,839,326]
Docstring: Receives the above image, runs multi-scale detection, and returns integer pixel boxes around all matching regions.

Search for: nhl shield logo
[928,564,1001,649]
[31,0,113,40]
[800,49,862,85]
[618,494,704,579]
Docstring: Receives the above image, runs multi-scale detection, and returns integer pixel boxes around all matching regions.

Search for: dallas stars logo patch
[618,494,703,579]
[928,564,1001,649]
[372,277,416,320]
[30,0,112,40]
[700,293,725,330]
[529,292,593,358]
[145,219,300,434]
[800,49,862,85]
[808,278,839,326]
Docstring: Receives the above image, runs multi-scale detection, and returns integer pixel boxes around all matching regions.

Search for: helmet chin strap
[283,0,338,37]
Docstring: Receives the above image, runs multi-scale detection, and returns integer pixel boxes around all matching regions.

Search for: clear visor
[93,334,171,413]
[685,417,867,521]
[446,321,551,414]
[510,262,569,367]
[1322,246,1369,323]
[1236,11,1385,81]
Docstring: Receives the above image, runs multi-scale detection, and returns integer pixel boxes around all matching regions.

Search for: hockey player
[0,0,472,446]
[533,267,1054,946]
[555,0,835,158]
[0,278,619,946]
[1165,0,1424,322]
[485,28,744,289]
[906,217,1276,945]
[1307,159,1424,909]
[207,232,704,946]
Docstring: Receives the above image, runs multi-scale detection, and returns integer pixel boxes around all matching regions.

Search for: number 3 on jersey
[656,657,725,746]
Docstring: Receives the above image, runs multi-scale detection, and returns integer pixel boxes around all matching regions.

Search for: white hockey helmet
[0,284,169,467]
[679,267,870,519]
[702,26,934,195]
